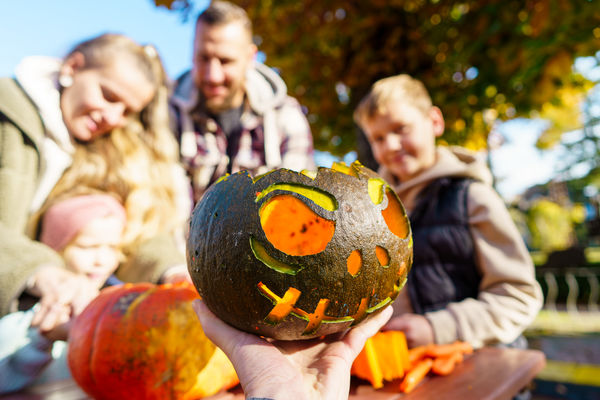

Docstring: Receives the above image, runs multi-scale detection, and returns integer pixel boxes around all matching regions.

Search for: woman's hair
[45,33,185,250]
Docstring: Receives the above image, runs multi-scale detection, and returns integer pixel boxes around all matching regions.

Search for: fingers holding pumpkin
[192,300,282,370]
[193,299,310,399]
[192,299,261,351]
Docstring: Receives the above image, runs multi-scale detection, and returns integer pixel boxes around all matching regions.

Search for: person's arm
[193,300,392,400]
[424,182,543,348]
[0,223,66,317]
[0,113,101,323]
[0,80,57,317]
[277,97,316,172]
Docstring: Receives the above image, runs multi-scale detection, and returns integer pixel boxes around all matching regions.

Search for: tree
[155,0,600,160]
[551,85,600,182]
[527,199,579,252]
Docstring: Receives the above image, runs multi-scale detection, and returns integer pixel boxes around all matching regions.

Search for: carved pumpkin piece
[351,330,410,389]
[188,161,413,340]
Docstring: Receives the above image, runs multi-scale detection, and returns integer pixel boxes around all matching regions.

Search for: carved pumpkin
[67,282,238,400]
[187,161,413,340]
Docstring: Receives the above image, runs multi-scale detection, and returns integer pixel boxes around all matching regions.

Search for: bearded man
[170,1,315,202]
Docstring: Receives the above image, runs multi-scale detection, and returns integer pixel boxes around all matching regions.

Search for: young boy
[0,194,126,393]
[354,74,543,349]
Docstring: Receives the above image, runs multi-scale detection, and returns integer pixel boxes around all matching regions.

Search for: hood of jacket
[14,56,74,154]
[380,146,493,211]
[171,61,288,115]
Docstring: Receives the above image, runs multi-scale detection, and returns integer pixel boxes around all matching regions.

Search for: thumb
[192,299,264,353]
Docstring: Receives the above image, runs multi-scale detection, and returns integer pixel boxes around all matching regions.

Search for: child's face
[62,215,124,288]
[361,101,443,182]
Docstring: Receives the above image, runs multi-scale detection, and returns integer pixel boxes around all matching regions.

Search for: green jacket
[0,78,185,317]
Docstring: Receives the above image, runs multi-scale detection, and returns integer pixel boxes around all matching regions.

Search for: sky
[0,0,205,79]
[1,0,580,202]
[490,119,558,201]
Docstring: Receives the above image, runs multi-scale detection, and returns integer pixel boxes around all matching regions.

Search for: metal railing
[537,266,600,313]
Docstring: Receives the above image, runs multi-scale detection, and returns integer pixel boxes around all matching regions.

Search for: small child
[0,194,126,393]
[354,74,543,349]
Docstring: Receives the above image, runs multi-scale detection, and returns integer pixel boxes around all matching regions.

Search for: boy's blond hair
[354,74,432,127]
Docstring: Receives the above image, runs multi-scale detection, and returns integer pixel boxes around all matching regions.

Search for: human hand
[28,265,100,333]
[40,319,72,342]
[193,300,392,400]
[381,313,434,348]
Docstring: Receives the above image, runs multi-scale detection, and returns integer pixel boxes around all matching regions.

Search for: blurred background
[2,1,600,398]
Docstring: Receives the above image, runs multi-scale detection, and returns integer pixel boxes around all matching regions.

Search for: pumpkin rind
[68,282,220,400]
[187,161,413,340]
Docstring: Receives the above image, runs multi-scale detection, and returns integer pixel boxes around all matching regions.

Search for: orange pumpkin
[67,282,238,400]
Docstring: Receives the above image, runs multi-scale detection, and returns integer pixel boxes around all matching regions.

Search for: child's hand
[382,313,434,348]
[29,265,100,332]
[40,320,72,342]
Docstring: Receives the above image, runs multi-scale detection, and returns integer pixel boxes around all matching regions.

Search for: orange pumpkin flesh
[68,282,236,400]
[260,194,335,256]
[346,249,363,276]
[353,336,475,392]
[352,335,384,388]
[351,330,409,388]
[382,189,409,238]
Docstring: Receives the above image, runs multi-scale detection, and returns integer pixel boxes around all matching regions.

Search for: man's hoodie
[380,146,543,348]
[170,62,314,199]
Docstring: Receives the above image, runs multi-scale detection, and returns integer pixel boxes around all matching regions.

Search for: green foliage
[155,0,600,156]
[527,199,576,252]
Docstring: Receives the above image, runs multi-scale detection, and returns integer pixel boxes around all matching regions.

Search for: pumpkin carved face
[187,161,412,340]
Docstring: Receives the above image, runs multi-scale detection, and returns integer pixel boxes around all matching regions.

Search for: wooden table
[0,347,545,400]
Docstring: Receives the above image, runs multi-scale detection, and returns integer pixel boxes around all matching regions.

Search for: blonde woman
[0,34,192,334]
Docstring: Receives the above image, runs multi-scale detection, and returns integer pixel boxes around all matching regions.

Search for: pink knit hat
[40,194,127,251]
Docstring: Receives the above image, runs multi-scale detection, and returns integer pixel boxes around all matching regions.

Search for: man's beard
[202,85,243,114]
